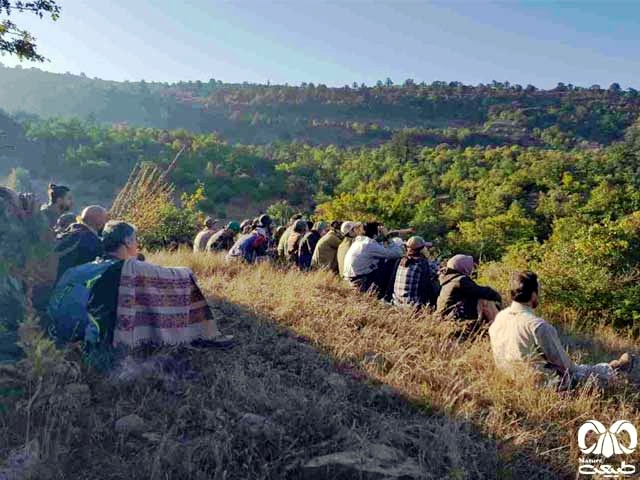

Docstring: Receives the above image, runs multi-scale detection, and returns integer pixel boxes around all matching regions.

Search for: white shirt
[343,236,403,279]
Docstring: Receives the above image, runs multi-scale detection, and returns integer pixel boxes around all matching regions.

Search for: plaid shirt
[392,257,432,307]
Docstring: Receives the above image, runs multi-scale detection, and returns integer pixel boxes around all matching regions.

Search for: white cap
[341,221,360,235]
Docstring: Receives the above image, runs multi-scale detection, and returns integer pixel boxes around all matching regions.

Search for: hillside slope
[1,252,639,478]
[1,65,639,147]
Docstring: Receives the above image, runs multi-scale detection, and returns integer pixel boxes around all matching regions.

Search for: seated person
[88,221,233,350]
[392,236,438,309]
[277,214,303,259]
[337,221,361,278]
[193,217,219,253]
[286,219,308,265]
[206,221,240,252]
[312,220,344,273]
[343,222,404,298]
[55,205,107,280]
[298,221,328,270]
[436,254,501,326]
[41,183,73,229]
[489,271,633,388]
[226,223,269,263]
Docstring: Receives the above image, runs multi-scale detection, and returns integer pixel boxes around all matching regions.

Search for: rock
[326,373,348,390]
[115,414,148,435]
[238,413,284,441]
[302,443,423,480]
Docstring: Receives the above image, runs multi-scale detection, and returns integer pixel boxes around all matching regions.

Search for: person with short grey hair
[101,220,139,258]
[88,220,233,351]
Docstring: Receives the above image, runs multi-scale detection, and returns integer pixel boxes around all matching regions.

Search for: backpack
[47,259,116,344]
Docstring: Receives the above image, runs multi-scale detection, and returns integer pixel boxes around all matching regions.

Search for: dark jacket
[436,268,501,321]
[298,230,321,269]
[87,257,125,346]
[55,223,103,280]
[206,228,236,252]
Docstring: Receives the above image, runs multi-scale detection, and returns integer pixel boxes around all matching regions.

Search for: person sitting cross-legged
[489,271,633,389]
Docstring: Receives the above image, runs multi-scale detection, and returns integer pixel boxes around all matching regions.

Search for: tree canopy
[0,1,60,61]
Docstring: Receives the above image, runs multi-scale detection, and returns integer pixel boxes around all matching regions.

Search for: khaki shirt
[489,302,573,375]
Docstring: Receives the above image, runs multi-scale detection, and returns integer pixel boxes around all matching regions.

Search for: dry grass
[2,249,639,479]
[148,250,640,478]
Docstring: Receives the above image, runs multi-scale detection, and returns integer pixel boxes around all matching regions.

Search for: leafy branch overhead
[0,1,61,61]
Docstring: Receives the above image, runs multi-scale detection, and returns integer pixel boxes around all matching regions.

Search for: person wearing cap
[311,220,344,273]
[286,219,308,265]
[206,221,241,252]
[392,236,438,308]
[489,271,633,389]
[343,222,404,297]
[298,221,329,270]
[193,217,219,253]
[337,221,361,278]
[436,254,502,330]
[41,183,73,229]
[55,205,108,280]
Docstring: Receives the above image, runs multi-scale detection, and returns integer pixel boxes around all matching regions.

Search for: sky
[1,0,639,89]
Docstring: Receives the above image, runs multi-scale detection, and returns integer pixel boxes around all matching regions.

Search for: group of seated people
[5,182,632,388]
[28,185,235,368]
[192,212,636,389]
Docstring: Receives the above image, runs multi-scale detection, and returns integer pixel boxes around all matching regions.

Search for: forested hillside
[1,64,640,147]
[2,67,639,332]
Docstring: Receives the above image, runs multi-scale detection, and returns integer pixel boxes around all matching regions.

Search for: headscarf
[447,254,475,276]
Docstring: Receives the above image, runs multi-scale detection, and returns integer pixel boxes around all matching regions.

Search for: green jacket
[312,229,343,272]
[337,236,355,278]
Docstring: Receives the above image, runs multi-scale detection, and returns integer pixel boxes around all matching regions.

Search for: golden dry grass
[149,249,640,478]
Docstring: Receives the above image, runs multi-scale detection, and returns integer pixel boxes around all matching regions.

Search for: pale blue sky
[1,1,638,88]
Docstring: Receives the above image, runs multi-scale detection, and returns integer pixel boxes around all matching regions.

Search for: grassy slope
[1,250,639,479]
[149,251,640,478]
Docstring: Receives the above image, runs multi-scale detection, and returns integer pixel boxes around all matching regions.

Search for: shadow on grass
[0,295,566,480]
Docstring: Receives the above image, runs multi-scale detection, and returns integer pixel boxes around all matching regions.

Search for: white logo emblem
[578,420,637,458]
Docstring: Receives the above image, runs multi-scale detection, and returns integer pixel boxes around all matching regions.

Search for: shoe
[191,335,236,350]
[610,352,635,372]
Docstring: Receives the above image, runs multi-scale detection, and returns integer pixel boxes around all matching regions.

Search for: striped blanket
[114,259,219,348]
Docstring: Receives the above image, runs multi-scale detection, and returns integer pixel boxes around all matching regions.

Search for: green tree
[0,1,61,61]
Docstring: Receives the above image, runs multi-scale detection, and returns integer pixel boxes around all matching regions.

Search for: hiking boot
[191,335,236,350]
[610,352,635,372]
